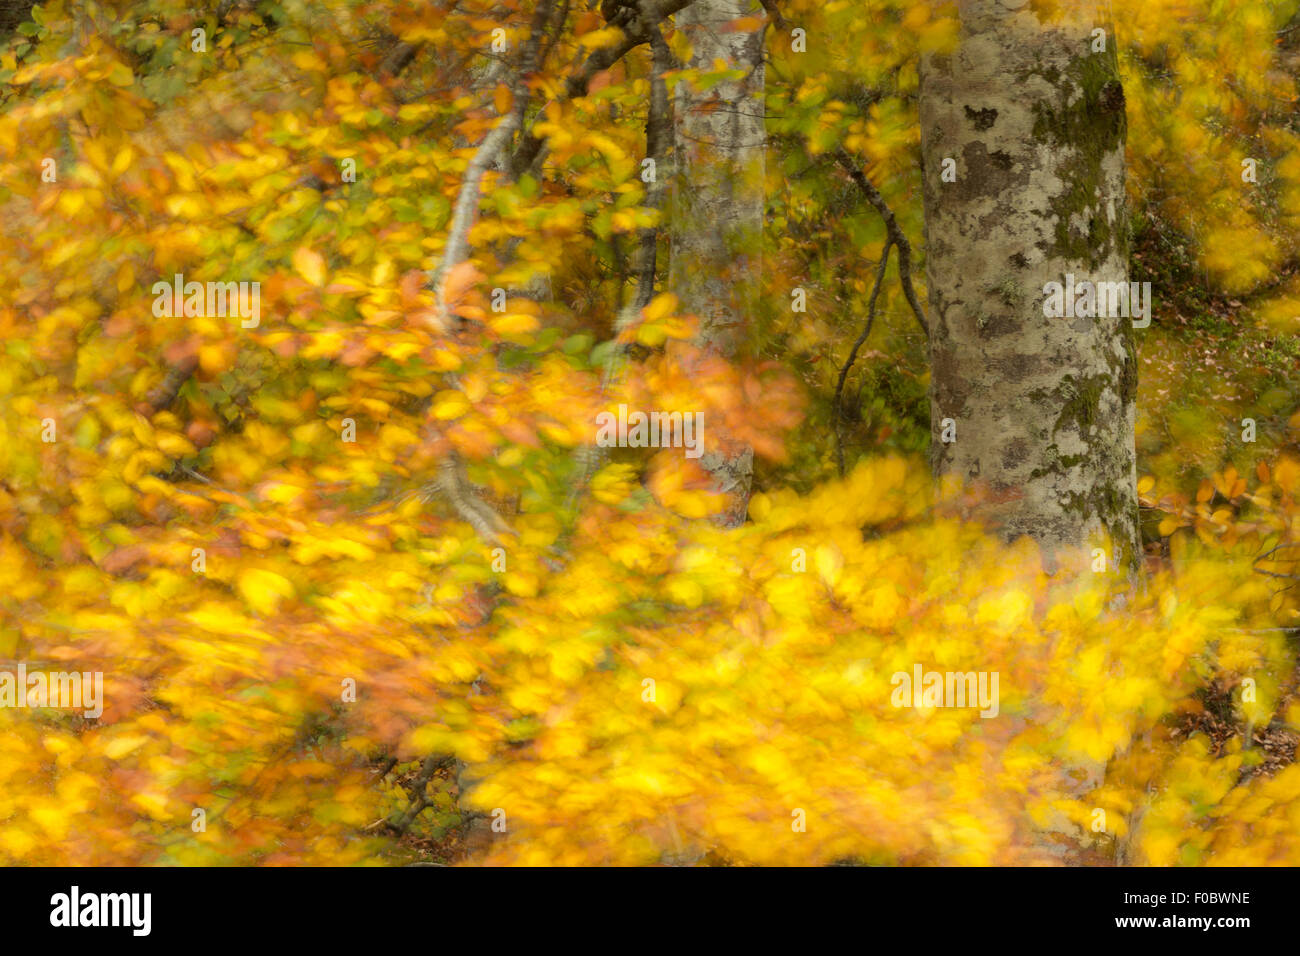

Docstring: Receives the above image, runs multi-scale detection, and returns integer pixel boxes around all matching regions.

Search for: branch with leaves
[507,0,695,179]
[419,3,562,544]
[429,0,557,309]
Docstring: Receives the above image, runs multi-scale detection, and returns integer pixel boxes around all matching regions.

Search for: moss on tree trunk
[919,1,1140,576]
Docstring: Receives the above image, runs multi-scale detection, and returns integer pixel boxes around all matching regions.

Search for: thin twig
[834,148,930,339]
[833,238,893,477]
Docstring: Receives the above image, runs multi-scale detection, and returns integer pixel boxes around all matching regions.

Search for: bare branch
[142,355,198,415]
[422,451,513,546]
[834,238,892,477]
[389,753,457,834]
[380,40,419,77]
[834,148,930,339]
[758,0,788,31]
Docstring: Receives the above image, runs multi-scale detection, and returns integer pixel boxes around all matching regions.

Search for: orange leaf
[439,261,484,315]
[494,83,512,116]
[399,270,427,309]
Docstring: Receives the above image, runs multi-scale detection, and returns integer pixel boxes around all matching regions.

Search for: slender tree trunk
[918,0,1140,575]
[669,0,765,528]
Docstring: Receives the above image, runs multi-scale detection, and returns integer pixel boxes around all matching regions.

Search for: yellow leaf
[667,577,704,608]
[431,389,471,420]
[199,342,234,375]
[636,323,668,347]
[264,482,307,505]
[155,432,197,457]
[111,145,133,176]
[115,262,135,293]
[667,28,692,64]
[1274,457,1299,491]
[102,735,149,760]
[237,568,296,615]
[130,791,173,820]
[590,463,636,504]
[291,49,326,72]
[577,27,625,50]
[491,312,540,337]
[30,800,71,839]
[292,247,327,286]
[107,61,134,87]
[642,292,677,322]
[56,191,85,217]
[505,572,539,597]
[814,545,843,586]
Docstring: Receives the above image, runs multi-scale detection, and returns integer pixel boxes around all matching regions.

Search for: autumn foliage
[0,0,1298,866]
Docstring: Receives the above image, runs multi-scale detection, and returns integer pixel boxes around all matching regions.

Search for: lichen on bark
[918,0,1140,576]
[1030,49,1127,269]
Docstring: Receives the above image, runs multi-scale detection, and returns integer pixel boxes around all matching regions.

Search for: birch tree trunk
[669,0,765,528]
[918,0,1140,575]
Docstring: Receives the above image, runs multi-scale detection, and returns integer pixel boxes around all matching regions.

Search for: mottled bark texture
[669,0,765,528]
[918,0,1140,575]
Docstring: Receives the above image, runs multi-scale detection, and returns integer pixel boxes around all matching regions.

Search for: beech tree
[670,0,766,527]
[918,0,1140,574]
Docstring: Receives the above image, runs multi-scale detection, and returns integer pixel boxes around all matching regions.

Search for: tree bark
[918,0,1140,575]
[669,0,765,528]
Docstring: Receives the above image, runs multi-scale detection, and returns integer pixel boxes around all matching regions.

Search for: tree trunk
[669,0,765,528]
[918,0,1140,576]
